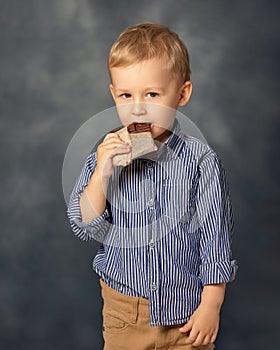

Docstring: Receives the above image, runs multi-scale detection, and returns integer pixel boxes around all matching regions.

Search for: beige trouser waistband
[100,278,150,321]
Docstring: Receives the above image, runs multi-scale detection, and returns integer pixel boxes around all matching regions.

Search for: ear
[178,81,192,106]
[109,83,116,102]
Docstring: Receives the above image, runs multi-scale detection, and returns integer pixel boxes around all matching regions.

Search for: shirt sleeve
[66,152,111,241]
[196,150,238,285]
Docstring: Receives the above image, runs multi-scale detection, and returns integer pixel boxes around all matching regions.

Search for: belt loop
[129,298,138,324]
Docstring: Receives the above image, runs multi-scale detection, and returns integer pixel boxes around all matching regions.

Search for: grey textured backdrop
[1,1,279,349]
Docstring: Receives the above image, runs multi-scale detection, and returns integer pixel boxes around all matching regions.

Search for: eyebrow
[114,88,130,93]
[144,87,165,92]
[115,87,165,92]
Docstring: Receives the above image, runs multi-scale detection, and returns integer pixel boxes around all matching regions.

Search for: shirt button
[147,199,154,207]
[149,240,155,248]
[147,161,153,168]
[151,284,158,292]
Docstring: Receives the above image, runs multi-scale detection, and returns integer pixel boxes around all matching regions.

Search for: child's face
[110,58,192,142]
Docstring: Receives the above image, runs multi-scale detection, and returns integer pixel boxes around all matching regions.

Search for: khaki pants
[100,279,214,350]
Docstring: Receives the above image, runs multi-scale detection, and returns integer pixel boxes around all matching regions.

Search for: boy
[67,23,237,349]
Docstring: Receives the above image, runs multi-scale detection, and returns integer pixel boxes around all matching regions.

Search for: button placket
[145,161,155,209]
[151,284,158,292]
[145,161,160,319]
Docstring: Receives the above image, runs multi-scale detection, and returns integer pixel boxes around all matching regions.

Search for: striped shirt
[67,120,237,327]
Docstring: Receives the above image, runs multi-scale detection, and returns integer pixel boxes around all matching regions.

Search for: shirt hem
[150,317,191,327]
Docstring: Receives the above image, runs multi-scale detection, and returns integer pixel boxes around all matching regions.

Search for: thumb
[179,319,193,333]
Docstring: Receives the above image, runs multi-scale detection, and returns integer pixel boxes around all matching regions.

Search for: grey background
[1,0,279,349]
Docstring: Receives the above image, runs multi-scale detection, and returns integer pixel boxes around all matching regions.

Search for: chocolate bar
[127,123,152,133]
[111,123,157,166]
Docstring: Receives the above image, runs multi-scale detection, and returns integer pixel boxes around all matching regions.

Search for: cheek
[116,104,134,125]
[149,105,176,129]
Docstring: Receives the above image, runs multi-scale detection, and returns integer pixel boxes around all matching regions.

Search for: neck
[155,129,172,143]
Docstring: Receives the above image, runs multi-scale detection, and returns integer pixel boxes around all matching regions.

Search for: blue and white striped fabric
[67,120,237,327]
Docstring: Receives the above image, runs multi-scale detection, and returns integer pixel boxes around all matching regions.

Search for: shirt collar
[156,119,185,160]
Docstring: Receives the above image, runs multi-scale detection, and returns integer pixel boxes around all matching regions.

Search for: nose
[131,102,147,117]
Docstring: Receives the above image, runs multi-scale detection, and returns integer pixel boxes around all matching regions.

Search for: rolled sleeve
[196,150,238,285]
[200,260,238,285]
[67,153,111,241]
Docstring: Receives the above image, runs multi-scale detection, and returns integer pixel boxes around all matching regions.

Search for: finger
[104,132,125,142]
[191,332,205,347]
[185,328,199,345]
[97,147,131,163]
[98,142,131,155]
[111,145,132,157]
[100,141,130,150]
[102,141,130,151]
[210,331,218,344]
[179,320,192,333]
[104,132,119,141]
[200,334,211,346]
[101,134,125,145]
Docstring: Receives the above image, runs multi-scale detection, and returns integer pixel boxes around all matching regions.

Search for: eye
[147,92,159,98]
[120,93,131,99]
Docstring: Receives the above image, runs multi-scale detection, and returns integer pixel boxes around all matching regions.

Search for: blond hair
[108,22,191,83]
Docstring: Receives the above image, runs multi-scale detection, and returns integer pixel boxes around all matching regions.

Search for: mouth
[127,122,153,133]
[131,120,153,124]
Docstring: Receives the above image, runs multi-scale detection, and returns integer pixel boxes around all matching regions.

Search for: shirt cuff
[199,259,238,285]
[69,208,110,241]
[71,208,109,228]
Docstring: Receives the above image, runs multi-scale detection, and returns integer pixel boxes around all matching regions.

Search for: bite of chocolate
[127,122,152,133]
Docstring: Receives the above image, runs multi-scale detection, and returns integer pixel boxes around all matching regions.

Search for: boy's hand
[95,133,131,178]
[179,303,220,347]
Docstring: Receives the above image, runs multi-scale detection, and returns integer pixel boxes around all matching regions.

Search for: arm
[66,152,110,241]
[179,283,226,346]
[80,133,131,222]
[179,150,237,346]
[67,133,131,240]
[79,170,109,222]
